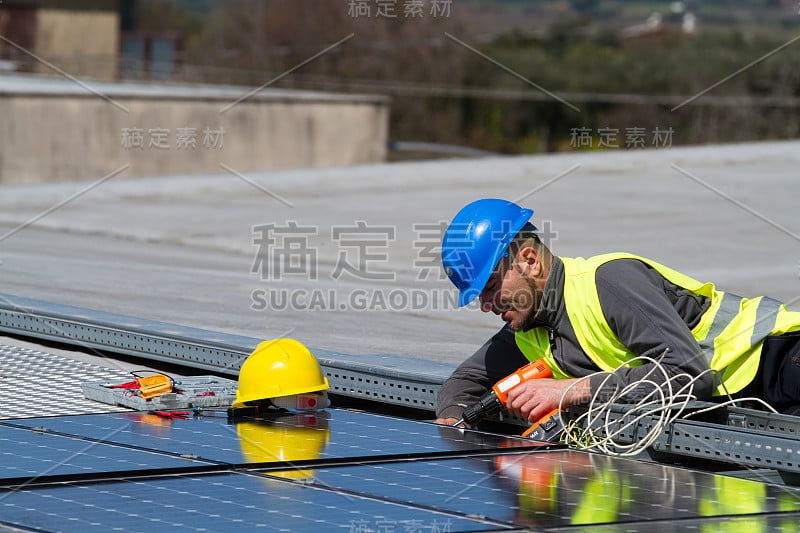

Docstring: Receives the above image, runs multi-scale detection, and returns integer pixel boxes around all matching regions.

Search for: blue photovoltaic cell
[279,450,800,529]
[9,408,545,467]
[0,424,199,480]
[0,472,507,533]
[6,409,800,531]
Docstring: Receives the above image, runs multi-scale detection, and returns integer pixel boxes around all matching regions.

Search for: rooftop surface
[1,139,798,363]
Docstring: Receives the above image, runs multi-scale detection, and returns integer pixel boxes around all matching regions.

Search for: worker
[435,198,800,425]
[233,337,331,412]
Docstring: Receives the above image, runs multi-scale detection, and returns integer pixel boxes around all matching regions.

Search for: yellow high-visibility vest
[515,253,800,395]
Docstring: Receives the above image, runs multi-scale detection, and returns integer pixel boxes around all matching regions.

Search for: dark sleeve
[436,325,530,419]
[591,259,714,401]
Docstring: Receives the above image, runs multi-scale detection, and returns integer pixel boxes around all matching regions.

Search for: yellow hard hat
[233,338,329,408]
[237,413,330,481]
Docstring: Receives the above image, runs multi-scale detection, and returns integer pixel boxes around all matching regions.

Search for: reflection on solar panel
[2,408,800,532]
[282,450,800,528]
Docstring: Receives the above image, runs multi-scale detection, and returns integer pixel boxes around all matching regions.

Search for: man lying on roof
[435,199,800,425]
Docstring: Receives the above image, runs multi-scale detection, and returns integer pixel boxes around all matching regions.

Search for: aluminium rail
[576,402,800,481]
[0,293,449,411]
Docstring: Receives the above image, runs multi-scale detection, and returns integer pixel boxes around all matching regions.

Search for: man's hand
[505,377,589,422]
[435,417,475,429]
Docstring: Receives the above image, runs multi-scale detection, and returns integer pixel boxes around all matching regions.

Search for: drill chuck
[461,390,502,425]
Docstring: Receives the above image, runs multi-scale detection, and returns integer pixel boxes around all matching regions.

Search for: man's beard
[508,305,538,332]
[507,277,540,332]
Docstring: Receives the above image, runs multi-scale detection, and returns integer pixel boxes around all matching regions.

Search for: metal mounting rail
[582,402,800,478]
[0,293,452,412]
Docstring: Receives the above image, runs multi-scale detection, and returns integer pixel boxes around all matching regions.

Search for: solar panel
[266,450,800,528]
[8,408,549,467]
[0,472,511,533]
[0,424,199,481]
[3,408,800,531]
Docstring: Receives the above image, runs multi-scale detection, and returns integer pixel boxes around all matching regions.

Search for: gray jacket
[436,256,714,420]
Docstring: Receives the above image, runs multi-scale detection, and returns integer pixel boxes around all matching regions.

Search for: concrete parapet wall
[0,77,389,183]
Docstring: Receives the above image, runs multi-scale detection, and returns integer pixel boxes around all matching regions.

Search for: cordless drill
[453,359,565,442]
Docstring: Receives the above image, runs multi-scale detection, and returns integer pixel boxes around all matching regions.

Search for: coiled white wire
[556,351,778,456]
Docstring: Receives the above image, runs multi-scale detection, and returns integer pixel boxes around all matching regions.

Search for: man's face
[478,255,539,332]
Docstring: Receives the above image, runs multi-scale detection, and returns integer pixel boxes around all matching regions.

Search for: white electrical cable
[558,351,781,456]
[681,396,779,418]
[558,351,721,456]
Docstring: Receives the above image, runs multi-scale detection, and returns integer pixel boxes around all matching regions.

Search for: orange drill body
[492,359,552,405]
[458,359,564,441]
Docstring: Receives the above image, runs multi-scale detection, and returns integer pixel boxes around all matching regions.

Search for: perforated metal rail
[0,293,449,412]
[583,403,800,478]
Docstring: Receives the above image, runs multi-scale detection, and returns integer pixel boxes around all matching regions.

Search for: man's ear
[516,246,541,278]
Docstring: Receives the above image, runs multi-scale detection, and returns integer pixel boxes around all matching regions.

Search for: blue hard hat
[442,199,534,307]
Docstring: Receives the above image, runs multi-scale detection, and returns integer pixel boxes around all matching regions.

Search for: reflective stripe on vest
[515,254,798,395]
[752,297,783,348]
